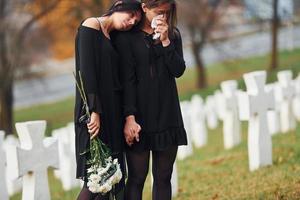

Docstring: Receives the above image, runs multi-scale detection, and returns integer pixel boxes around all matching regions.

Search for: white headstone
[0,131,9,200]
[52,123,80,190]
[3,135,22,196]
[6,121,59,200]
[265,83,281,135]
[214,90,226,120]
[293,74,300,121]
[220,80,241,149]
[277,70,296,133]
[243,71,274,171]
[177,101,193,160]
[190,95,207,148]
[205,95,219,129]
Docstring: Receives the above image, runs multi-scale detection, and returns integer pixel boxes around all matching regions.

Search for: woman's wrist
[162,39,170,47]
[126,115,135,122]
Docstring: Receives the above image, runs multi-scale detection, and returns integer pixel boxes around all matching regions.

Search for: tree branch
[17,0,61,45]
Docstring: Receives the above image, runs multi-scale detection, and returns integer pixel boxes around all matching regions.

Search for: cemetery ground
[11,48,300,199]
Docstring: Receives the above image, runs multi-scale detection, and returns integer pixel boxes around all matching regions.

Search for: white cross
[277,70,296,133]
[190,95,207,148]
[0,131,9,200]
[214,90,226,120]
[205,95,219,130]
[265,83,280,135]
[243,71,274,171]
[6,121,59,200]
[220,80,241,149]
[3,135,22,196]
[177,101,193,160]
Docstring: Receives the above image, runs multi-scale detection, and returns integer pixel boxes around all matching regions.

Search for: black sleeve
[113,32,137,117]
[155,29,186,78]
[78,28,102,114]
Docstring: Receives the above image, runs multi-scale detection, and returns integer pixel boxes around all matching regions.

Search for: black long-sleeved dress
[74,25,124,181]
[114,28,188,151]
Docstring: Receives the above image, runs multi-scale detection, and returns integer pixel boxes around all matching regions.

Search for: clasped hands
[124,115,142,146]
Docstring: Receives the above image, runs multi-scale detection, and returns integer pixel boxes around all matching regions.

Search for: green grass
[10,124,300,200]
[15,97,74,136]
[10,48,300,199]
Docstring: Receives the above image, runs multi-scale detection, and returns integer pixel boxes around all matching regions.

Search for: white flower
[87,181,100,193]
[106,156,112,163]
[97,166,106,175]
[89,174,101,183]
[109,165,122,185]
[97,162,112,176]
[99,183,112,193]
[113,158,118,164]
[87,166,96,173]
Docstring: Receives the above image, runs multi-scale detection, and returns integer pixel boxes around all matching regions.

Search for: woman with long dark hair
[114,0,187,199]
[74,1,142,199]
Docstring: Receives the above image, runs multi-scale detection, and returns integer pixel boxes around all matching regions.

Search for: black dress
[114,28,188,152]
[74,25,125,185]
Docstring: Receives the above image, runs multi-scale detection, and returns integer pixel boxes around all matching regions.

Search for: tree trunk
[270,0,279,70]
[191,43,207,89]
[0,79,13,134]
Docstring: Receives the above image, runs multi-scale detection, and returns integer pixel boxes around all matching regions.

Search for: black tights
[125,146,178,200]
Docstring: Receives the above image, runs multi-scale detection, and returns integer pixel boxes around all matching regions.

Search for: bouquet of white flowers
[74,71,123,195]
[85,137,123,194]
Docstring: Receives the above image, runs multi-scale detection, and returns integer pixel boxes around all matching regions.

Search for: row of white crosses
[221,70,298,171]
[1,121,59,200]
[178,70,299,172]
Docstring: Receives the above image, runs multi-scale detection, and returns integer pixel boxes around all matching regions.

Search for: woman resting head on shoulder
[82,0,142,37]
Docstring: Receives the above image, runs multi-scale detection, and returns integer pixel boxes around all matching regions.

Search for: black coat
[114,28,188,151]
[74,25,124,179]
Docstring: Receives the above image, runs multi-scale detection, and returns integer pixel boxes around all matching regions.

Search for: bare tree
[0,0,113,135]
[0,0,62,134]
[270,0,278,70]
[178,0,224,89]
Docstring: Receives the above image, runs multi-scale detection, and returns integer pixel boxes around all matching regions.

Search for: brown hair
[141,0,177,35]
[104,0,141,16]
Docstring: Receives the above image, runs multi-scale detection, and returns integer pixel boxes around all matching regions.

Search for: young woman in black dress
[74,1,141,199]
[114,0,187,199]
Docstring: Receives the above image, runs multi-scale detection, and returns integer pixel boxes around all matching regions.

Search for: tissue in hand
[151,15,163,40]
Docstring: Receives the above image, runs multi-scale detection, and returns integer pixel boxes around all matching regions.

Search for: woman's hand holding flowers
[88,112,100,139]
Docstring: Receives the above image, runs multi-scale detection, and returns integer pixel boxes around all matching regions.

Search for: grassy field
[11,48,300,199]
[10,124,300,200]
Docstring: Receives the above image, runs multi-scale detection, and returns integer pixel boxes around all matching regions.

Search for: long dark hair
[104,0,142,16]
[141,0,177,35]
